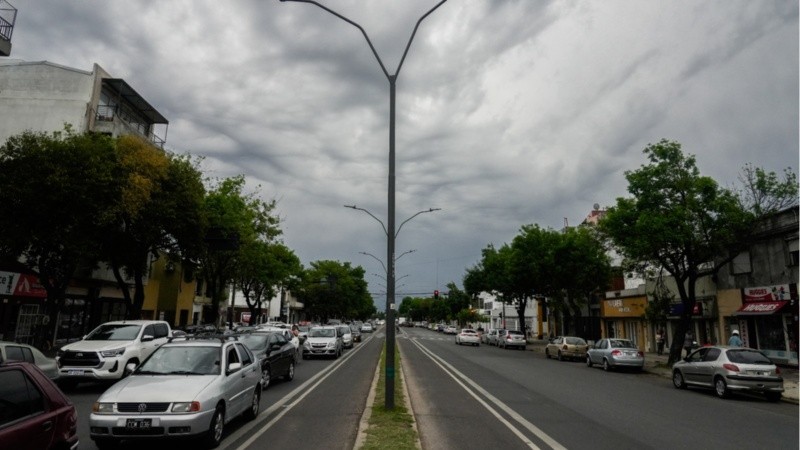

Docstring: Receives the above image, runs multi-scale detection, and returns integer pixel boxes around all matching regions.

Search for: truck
[55,320,171,388]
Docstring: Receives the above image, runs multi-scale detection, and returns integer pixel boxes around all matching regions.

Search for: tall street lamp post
[280,0,448,409]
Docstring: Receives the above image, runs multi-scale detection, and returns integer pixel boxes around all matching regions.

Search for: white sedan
[455,329,480,346]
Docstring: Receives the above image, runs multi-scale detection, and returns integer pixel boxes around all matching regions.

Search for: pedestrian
[683,331,695,358]
[728,329,743,347]
[656,329,665,355]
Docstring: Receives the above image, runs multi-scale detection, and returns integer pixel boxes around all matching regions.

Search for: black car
[237,331,295,389]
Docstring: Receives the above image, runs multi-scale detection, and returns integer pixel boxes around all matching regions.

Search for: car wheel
[672,370,686,389]
[714,377,730,399]
[243,386,260,421]
[557,351,563,361]
[284,361,295,381]
[765,392,782,402]
[603,359,611,371]
[545,349,550,359]
[586,356,593,367]
[262,367,271,389]
[204,406,225,448]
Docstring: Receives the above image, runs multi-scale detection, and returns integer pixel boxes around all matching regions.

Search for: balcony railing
[0,0,16,56]
[94,105,166,147]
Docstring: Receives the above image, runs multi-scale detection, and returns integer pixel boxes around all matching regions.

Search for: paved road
[399,327,799,450]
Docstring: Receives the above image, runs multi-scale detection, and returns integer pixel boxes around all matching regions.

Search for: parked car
[586,338,644,371]
[498,329,527,350]
[56,320,171,388]
[494,329,510,346]
[0,357,79,450]
[360,323,374,333]
[484,329,500,345]
[545,336,588,361]
[337,325,354,349]
[671,346,784,401]
[0,340,59,380]
[455,329,480,346]
[444,326,458,335]
[237,331,295,389]
[89,336,262,449]
[303,326,343,359]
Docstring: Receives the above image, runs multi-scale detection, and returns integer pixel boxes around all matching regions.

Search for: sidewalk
[525,340,798,404]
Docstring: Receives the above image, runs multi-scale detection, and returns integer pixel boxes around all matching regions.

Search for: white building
[478,292,538,335]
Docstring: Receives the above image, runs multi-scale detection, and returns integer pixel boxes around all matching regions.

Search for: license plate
[126,418,152,429]
[67,370,84,376]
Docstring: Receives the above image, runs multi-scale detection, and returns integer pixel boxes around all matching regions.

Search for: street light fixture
[281,0,448,410]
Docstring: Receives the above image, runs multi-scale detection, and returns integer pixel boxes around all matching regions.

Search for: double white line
[405,338,567,450]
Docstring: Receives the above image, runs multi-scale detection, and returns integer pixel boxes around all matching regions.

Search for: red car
[0,358,79,450]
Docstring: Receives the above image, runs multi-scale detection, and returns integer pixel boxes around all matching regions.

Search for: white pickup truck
[56,320,171,388]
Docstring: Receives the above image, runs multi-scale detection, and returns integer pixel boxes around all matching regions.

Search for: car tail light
[722,363,740,372]
[776,367,782,375]
[637,351,644,357]
[611,350,621,356]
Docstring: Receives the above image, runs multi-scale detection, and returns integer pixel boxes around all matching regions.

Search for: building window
[787,238,799,267]
[731,251,751,275]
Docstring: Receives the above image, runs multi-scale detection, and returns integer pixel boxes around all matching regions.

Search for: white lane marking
[229,335,374,450]
[408,338,567,450]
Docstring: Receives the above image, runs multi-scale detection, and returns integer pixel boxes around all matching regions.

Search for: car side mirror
[141,335,154,342]
[227,362,242,374]
[124,361,138,376]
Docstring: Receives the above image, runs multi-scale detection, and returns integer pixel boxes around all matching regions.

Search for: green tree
[552,226,611,336]
[100,135,206,319]
[236,241,301,324]
[199,176,280,325]
[0,129,120,343]
[297,260,373,323]
[599,140,756,365]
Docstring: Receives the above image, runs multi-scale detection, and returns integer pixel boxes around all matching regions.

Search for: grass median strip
[360,344,419,450]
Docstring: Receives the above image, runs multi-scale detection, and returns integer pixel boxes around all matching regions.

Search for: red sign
[736,301,788,315]
[743,285,790,302]
[13,273,47,298]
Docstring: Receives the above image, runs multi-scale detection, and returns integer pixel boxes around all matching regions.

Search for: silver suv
[89,336,262,449]
[302,326,343,359]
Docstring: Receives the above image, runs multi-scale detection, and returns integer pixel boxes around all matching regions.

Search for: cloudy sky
[7,1,798,309]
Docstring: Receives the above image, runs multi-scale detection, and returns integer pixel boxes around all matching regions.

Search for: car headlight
[172,401,201,413]
[327,341,336,348]
[303,341,311,349]
[100,348,126,357]
[93,402,115,413]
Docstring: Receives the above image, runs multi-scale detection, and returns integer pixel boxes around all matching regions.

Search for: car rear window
[566,337,586,345]
[611,340,634,348]
[727,349,772,365]
[508,330,523,335]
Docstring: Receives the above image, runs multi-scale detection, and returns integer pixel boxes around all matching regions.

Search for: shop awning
[734,301,789,316]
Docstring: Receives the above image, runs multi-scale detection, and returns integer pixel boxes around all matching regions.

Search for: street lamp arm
[396,249,416,261]
[396,208,441,238]
[359,251,387,273]
[395,0,449,78]
[280,0,391,79]
[345,205,389,237]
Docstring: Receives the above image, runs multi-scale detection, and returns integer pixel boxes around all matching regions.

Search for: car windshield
[238,334,270,350]
[310,328,336,338]
[727,349,773,365]
[136,346,220,375]
[85,324,141,341]
[565,337,586,345]
[611,340,634,348]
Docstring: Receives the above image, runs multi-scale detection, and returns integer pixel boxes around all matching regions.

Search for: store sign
[241,312,251,323]
[743,284,790,302]
[736,301,787,315]
[0,271,47,298]
[602,297,646,317]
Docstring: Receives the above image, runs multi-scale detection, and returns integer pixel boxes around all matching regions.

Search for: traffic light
[434,290,439,300]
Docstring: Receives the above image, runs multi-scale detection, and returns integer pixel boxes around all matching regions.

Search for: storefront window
[755,315,786,351]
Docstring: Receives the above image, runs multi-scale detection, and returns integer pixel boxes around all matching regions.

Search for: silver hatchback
[89,337,262,449]
[672,346,784,401]
[586,338,644,371]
